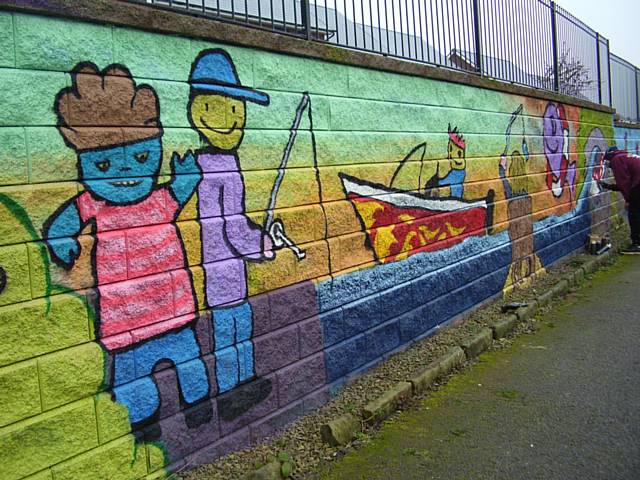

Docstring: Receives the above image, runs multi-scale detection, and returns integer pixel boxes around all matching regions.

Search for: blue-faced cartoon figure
[44,63,207,429]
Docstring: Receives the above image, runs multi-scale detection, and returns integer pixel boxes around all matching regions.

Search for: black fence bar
[636,68,640,122]
[607,39,613,108]
[596,32,602,104]
[129,0,638,117]
[550,1,559,92]
[472,0,482,74]
[301,0,310,39]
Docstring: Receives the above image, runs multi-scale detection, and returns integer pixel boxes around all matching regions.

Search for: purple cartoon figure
[188,49,277,417]
[543,103,576,199]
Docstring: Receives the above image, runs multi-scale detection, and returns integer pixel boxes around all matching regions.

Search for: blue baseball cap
[189,49,269,105]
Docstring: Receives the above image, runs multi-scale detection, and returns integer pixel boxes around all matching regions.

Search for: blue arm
[44,200,82,269]
[170,150,202,207]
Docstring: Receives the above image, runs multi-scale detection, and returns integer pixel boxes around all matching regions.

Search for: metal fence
[135,0,639,121]
[610,54,640,122]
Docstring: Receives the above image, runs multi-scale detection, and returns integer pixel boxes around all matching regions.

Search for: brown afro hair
[55,62,162,151]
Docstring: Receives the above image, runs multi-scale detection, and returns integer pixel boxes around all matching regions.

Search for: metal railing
[610,54,640,122]
[135,0,639,121]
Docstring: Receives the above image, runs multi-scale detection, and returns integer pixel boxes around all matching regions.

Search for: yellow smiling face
[189,94,246,150]
[448,140,466,170]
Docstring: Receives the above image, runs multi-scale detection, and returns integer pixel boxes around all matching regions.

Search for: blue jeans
[112,326,209,425]
[213,302,254,393]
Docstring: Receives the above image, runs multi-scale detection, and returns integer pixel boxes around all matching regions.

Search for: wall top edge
[1,0,616,115]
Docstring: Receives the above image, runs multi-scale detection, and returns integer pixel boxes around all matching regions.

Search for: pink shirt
[76,188,196,351]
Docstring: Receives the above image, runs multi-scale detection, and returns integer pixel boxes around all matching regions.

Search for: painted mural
[0,10,621,480]
[615,125,640,155]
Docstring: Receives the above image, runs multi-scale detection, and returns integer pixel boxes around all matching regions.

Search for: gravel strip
[180,222,627,480]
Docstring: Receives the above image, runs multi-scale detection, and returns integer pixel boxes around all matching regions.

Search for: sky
[556,0,640,66]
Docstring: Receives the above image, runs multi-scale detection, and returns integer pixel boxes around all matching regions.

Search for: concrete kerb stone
[573,267,586,285]
[515,300,539,322]
[460,328,493,359]
[409,347,466,395]
[245,461,283,480]
[582,250,612,275]
[319,413,361,447]
[362,381,413,426]
[490,314,519,339]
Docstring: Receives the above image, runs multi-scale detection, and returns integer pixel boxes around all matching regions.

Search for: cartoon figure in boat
[425,124,467,199]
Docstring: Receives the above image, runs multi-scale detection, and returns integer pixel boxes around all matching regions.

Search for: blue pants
[213,302,254,393]
[112,327,209,425]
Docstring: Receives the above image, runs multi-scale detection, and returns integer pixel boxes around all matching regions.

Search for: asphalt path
[321,256,640,480]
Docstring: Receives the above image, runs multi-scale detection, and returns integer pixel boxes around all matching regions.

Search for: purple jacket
[197,151,266,307]
[609,151,640,202]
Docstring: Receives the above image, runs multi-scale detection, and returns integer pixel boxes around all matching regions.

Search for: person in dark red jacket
[600,146,640,253]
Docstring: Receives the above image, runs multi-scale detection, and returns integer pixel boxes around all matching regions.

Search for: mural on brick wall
[44,62,208,432]
[544,102,576,200]
[499,105,542,291]
[340,126,496,264]
[0,13,622,479]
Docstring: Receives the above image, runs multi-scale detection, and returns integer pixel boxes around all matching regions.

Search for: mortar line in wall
[0,167,606,233]
[5,163,618,184]
[0,55,612,119]
[235,87,614,117]
[0,148,613,186]
[0,184,599,265]
[7,162,606,195]
[34,355,45,426]
[0,124,615,137]
[0,173,609,251]
[0,69,613,121]
[13,182,599,249]
[0,117,620,132]
[11,13,17,68]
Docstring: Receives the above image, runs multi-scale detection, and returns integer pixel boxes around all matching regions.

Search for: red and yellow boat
[341,173,495,263]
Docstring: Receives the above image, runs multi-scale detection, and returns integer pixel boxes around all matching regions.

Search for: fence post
[472,0,483,75]
[301,0,311,40]
[550,1,559,92]
[595,33,602,104]
[607,39,613,108]
[634,68,640,122]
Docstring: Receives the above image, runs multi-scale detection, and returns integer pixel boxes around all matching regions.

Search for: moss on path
[320,257,640,480]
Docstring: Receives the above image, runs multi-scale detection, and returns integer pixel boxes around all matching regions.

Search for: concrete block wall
[614,123,640,154]
[0,7,622,479]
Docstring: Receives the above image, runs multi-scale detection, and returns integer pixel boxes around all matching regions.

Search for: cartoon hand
[268,221,285,250]
[500,154,508,170]
[48,238,81,269]
[171,150,200,175]
[262,233,275,260]
[268,220,306,260]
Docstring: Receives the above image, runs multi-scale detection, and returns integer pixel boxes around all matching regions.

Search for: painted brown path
[320,256,640,480]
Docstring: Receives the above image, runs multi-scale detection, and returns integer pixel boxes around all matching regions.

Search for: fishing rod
[263,93,311,261]
[503,104,524,158]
